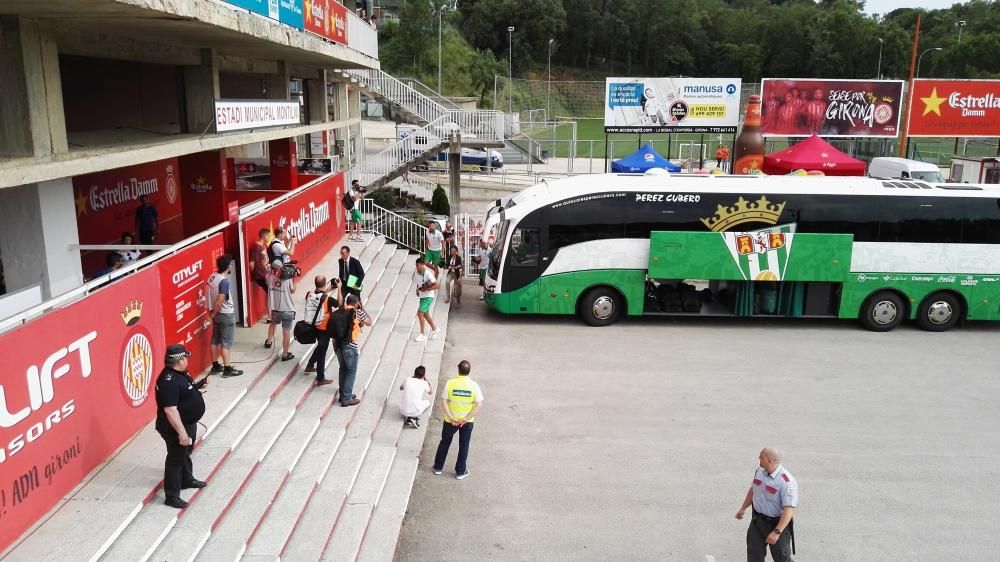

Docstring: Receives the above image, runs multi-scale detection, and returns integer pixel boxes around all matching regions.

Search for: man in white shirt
[265,259,296,361]
[414,257,439,342]
[207,255,243,378]
[304,275,338,386]
[267,227,296,264]
[424,221,444,277]
[399,365,432,428]
[348,180,365,241]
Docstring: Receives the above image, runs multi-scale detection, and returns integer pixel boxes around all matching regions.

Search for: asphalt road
[396,291,1000,561]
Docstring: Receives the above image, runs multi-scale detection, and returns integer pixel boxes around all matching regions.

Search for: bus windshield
[488,219,509,279]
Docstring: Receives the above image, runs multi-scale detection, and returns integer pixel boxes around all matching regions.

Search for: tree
[431,185,450,216]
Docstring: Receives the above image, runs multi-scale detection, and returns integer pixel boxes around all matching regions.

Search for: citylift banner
[906,79,1000,137]
[604,78,742,133]
[760,78,905,137]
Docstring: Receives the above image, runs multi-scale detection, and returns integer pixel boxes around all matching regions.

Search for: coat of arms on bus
[722,224,796,281]
[700,195,786,232]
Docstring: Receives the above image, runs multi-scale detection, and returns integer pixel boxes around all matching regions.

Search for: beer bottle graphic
[734,95,765,175]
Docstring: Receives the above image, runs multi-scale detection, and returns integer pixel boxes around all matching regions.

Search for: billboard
[304,0,348,44]
[760,79,905,137]
[907,79,1000,138]
[220,0,303,29]
[604,78,742,133]
[0,267,165,551]
[240,173,345,324]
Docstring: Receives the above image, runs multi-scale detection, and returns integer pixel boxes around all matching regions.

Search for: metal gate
[454,212,486,279]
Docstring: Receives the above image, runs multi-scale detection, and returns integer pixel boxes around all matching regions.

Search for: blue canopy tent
[611,143,681,173]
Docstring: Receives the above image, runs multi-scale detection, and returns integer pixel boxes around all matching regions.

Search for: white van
[869,157,944,182]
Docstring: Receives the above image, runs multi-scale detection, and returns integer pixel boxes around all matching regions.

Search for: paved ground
[396,287,1000,561]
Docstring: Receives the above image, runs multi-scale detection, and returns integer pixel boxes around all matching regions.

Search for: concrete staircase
[5,234,450,562]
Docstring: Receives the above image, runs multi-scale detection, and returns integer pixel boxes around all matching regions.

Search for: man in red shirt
[249,228,271,322]
[776,92,798,134]
[804,88,827,133]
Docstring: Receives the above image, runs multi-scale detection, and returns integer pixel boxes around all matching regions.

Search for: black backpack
[328,307,356,346]
[341,191,355,210]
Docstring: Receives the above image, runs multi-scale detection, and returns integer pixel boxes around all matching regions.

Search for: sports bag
[293,294,326,344]
[341,191,355,210]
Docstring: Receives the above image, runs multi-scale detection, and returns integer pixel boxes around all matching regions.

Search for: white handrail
[357,199,428,254]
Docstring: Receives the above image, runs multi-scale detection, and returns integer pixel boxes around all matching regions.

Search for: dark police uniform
[155,354,206,504]
[747,464,798,562]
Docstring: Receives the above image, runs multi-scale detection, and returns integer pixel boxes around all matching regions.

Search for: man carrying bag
[296,276,338,386]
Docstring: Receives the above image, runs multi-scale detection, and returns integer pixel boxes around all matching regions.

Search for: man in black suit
[337,245,365,298]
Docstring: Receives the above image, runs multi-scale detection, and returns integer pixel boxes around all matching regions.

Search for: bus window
[510,227,540,266]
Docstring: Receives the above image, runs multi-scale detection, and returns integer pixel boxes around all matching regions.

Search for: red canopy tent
[763,134,867,176]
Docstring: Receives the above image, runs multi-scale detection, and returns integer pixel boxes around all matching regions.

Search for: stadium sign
[604,78,742,133]
[907,79,1000,138]
[760,79,904,138]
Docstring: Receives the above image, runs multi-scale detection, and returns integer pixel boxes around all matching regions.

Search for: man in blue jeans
[332,294,370,406]
[433,360,484,480]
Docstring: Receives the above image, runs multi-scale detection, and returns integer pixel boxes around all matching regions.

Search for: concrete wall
[0,179,82,299]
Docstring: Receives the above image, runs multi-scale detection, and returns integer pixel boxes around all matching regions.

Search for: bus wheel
[861,291,905,332]
[917,292,962,332]
[580,287,623,327]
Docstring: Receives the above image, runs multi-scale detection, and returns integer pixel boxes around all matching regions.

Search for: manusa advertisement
[760,79,905,137]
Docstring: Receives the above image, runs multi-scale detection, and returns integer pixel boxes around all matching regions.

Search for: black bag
[341,191,355,210]
[293,294,326,344]
[328,307,356,346]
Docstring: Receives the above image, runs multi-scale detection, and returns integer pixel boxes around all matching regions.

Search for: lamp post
[507,26,515,115]
[956,20,966,44]
[437,3,445,94]
[876,37,883,79]
[916,46,943,78]
[546,39,554,122]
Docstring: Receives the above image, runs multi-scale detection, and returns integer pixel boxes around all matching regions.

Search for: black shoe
[264,339,273,349]
[164,496,189,509]
[210,362,224,374]
[341,398,360,407]
[221,366,244,378]
[182,479,207,489]
[280,352,295,361]
[413,418,420,428]
[405,417,415,428]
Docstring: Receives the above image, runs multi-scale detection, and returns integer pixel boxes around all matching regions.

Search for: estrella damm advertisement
[906,79,1000,138]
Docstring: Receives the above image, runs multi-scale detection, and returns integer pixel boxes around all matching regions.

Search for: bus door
[503,224,542,312]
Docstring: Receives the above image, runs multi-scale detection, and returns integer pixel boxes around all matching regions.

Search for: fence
[358,198,428,254]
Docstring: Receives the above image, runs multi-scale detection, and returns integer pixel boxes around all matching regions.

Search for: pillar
[0,16,68,157]
[448,133,462,217]
[306,69,329,157]
[182,48,220,133]
[0,179,83,299]
[266,60,290,99]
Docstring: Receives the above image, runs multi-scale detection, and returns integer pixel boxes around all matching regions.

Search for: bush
[431,185,450,216]
[369,188,395,209]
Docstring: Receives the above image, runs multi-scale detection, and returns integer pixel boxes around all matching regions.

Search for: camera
[279,260,302,280]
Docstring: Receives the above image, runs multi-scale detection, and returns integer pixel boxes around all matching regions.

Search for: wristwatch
[772,528,782,535]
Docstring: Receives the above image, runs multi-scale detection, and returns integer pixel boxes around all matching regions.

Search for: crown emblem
[120,299,144,326]
[700,196,786,232]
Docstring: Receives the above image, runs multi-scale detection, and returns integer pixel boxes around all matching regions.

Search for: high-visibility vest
[444,376,479,422]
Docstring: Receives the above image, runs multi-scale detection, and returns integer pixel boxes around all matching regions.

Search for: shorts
[270,310,295,330]
[418,297,435,314]
[479,269,486,286]
[211,313,235,348]
[425,249,441,265]
[350,209,363,224]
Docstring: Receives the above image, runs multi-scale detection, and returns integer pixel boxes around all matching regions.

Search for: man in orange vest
[715,145,731,171]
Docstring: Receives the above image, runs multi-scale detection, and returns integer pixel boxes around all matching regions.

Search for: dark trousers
[747,510,794,562]
[335,344,359,402]
[308,334,331,380]
[139,231,155,244]
[433,421,474,474]
[157,421,197,499]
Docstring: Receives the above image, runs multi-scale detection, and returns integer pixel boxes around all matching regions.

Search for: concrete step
[247,285,421,560]
[193,250,415,561]
[96,238,401,562]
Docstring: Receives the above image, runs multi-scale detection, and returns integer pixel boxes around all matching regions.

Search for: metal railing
[348,115,447,189]
[399,77,464,111]
[345,68,448,124]
[346,9,379,60]
[358,198,428,254]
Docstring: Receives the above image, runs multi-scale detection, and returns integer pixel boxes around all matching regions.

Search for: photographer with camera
[265,259,297,361]
[267,226,296,264]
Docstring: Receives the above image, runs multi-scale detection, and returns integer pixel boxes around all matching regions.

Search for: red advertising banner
[760,79,905,137]
[907,79,1000,137]
[157,234,225,376]
[304,0,347,44]
[240,173,345,324]
[73,158,185,277]
[0,267,165,551]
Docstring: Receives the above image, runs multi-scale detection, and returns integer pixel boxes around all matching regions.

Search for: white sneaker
[456,470,470,480]
[433,468,443,475]
[414,333,426,342]
[430,329,441,340]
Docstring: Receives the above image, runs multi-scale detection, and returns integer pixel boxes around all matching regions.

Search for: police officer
[155,344,208,508]
[735,447,798,562]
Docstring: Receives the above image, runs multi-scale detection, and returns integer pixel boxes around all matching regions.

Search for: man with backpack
[343,179,365,242]
[303,275,339,387]
[328,294,371,406]
[266,227,296,264]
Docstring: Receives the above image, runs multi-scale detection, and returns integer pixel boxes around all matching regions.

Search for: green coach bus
[483,173,1000,331]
